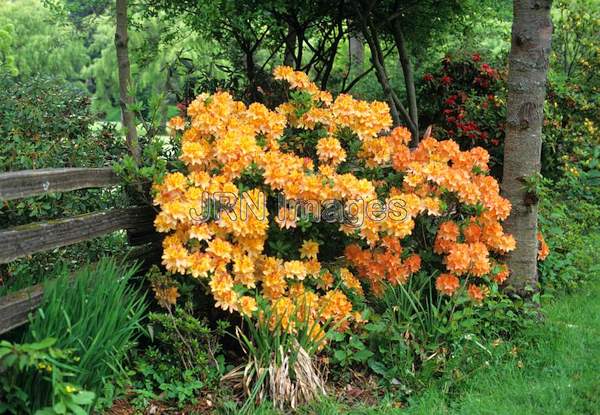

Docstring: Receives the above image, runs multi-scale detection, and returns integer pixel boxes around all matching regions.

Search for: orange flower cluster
[154,65,524,335]
[345,237,421,295]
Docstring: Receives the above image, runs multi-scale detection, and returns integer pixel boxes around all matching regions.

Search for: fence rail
[0,167,159,335]
[0,167,119,201]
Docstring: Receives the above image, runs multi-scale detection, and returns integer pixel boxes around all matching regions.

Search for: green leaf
[53,401,67,414]
[71,390,95,405]
[368,359,387,375]
[66,403,87,415]
[353,349,374,362]
[28,337,56,350]
[333,349,347,361]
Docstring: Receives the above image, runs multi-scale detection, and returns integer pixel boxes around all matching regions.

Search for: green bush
[357,271,534,395]
[129,266,227,410]
[21,258,147,411]
[538,169,600,292]
[0,75,129,294]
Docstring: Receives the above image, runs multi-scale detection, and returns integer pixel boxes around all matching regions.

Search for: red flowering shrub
[419,53,506,177]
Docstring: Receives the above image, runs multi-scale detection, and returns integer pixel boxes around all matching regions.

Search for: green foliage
[402,244,600,414]
[0,0,89,81]
[551,0,600,87]
[0,21,17,76]
[0,75,128,293]
[0,338,95,415]
[542,77,600,180]
[21,259,147,411]
[131,308,226,409]
[538,170,600,292]
[128,266,227,410]
[337,271,536,397]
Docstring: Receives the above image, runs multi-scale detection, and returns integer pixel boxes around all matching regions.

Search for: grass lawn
[278,232,600,415]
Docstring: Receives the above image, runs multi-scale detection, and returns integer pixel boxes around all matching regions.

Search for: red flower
[423,73,434,82]
[176,102,188,114]
[441,75,452,86]
[445,95,458,106]
[481,63,496,77]
[472,53,481,62]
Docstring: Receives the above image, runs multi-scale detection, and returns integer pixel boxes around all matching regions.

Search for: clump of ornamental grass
[221,300,332,413]
[23,258,147,410]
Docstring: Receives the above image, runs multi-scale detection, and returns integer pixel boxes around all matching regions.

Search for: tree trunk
[349,31,364,74]
[502,0,553,296]
[114,0,141,164]
[283,22,296,67]
[350,2,417,137]
[391,19,419,146]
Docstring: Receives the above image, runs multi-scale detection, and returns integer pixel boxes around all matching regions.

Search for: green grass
[250,232,600,415]
[404,246,600,415]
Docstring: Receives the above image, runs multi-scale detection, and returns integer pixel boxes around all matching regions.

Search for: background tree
[502,0,553,295]
[115,0,140,163]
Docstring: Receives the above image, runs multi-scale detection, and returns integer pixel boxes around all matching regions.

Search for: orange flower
[238,296,258,317]
[436,273,460,296]
[152,285,179,309]
[153,68,516,332]
[438,221,460,241]
[404,254,422,274]
[463,222,482,243]
[537,232,549,261]
[339,267,364,296]
[467,284,488,303]
[446,243,471,275]
[300,240,320,260]
[284,260,307,280]
[167,116,186,131]
[493,264,510,284]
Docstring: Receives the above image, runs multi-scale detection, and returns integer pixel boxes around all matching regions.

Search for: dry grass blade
[221,339,326,412]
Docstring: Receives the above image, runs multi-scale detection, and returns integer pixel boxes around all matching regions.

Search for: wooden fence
[0,167,159,334]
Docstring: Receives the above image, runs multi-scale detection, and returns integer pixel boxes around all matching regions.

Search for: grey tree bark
[115,0,141,164]
[349,31,364,74]
[502,0,553,295]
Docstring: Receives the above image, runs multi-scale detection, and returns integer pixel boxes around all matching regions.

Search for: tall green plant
[22,258,147,410]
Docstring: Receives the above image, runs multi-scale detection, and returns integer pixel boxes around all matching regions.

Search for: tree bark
[283,22,296,67]
[349,30,364,74]
[391,19,419,146]
[115,0,141,164]
[350,2,417,136]
[502,0,553,296]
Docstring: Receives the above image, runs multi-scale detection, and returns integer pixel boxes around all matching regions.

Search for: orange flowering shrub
[154,66,525,339]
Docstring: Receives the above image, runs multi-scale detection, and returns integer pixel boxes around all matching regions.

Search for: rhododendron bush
[153,66,519,342]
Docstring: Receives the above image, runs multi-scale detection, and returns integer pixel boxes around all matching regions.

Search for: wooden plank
[0,284,44,335]
[0,206,155,264]
[0,167,120,201]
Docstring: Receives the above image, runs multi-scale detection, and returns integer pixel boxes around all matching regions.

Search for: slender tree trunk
[283,22,296,67]
[296,29,305,70]
[115,0,140,164]
[349,30,364,74]
[320,26,344,90]
[391,19,419,146]
[351,2,417,136]
[502,0,553,296]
